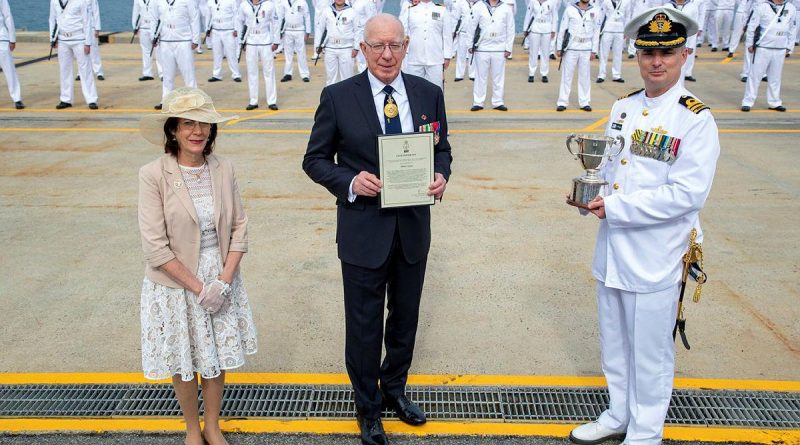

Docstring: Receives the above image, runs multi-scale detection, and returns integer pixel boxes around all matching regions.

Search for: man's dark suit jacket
[303,71,453,269]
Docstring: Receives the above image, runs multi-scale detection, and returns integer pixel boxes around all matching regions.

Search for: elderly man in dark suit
[302,12,452,445]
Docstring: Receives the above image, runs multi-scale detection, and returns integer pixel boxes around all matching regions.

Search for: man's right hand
[557,50,562,57]
[748,46,754,53]
[353,171,382,197]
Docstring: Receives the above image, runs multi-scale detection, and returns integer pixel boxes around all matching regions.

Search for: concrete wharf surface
[0,36,798,443]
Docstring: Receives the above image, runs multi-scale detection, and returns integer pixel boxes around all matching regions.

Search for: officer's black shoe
[741,76,747,82]
[469,77,475,81]
[727,52,734,58]
[154,103,162,110]
[97,75,105,80]
[740,106,750,112]
[88,103,98,110]
[493,105,508,111]
[454,77,463,82]
[541,76,549,83]
[556,105,566,112]
[139,76,155,81]
[581,105,592,112]
[383,393,426,426]
[723,47,730,52]
[56,101,73,109]
[612,78,625,83]
[280,74,292,82]
[528,76,534,83]
[302,77,310,82]
[233,77,242,82]
[246,104,258,110]
[75,75,80,81]
[627,54,635,59]
[711,47,718,52]
[470,105,483,111]
[762,76,768,82]
[357,416,389,445]
[769,105,787,112]
[549,53,557,60]
[268,104,279,110]
[15,101,24,109]
[684,76,697,82]
[596,78,605,83]
[208,77,222,82]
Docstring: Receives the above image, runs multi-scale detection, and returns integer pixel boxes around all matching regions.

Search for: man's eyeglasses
[364,41,405,53]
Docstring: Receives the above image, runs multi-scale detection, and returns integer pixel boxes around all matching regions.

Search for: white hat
[624,7,699,49]
[139,87,238,146]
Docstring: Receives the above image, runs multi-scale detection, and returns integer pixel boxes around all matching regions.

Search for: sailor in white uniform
[315,0,361,85]
[49,0,99,109]
[570,7,720,445]
[88,0,104,80]
[132,0,163,81]
[238,0,280,109]
[597,0,631,82]
[556,0,600,111]
[666,0,704,81]
[400,0,454,89]
[466,0,515,110]
[207,0,243,82]
[277,0,311,82]
[0,0,23,109]
[151,0,200,109]
[522,0,558,82]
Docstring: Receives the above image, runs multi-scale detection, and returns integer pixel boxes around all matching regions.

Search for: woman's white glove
[197,279,231,314]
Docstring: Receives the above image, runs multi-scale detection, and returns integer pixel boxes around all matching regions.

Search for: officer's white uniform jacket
[314,3,360,50]
[597,0,631,33]
[522,0,558,34]
[746,0,796,51]
[400,1,454,65]
[49,0,94,45]
[237,0,280,45]
[452,0,474,35]
[152,0,201,44]
[207,0,240,31]
[557,3,600,52]
[593,85,720,293]
[277,0,311,31]
[132,0,157,31]
[466,0,516,52]
[717,0,735,10]
[0,0,16,43]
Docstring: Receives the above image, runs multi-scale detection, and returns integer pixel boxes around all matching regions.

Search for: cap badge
[648,13,672,33]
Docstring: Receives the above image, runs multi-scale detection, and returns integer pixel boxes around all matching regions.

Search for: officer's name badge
[419,121,441,145]
[631,128,680,165]
[432,12,441,19]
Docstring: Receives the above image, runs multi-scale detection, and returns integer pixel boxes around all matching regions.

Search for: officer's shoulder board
[617,88,643,100]
[679,95,710,114]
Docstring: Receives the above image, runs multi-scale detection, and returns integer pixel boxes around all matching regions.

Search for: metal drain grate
[0,384,798,428]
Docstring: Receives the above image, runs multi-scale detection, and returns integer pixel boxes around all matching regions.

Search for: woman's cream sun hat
[139,87,238,145]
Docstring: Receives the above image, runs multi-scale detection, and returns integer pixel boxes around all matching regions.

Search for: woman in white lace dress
[137,87,257,445]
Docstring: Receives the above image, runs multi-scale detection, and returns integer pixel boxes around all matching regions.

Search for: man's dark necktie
[382,85,402,135]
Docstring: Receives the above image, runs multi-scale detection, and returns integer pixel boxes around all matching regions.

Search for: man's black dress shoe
[280,74,292,82]
[268,104,279,110]
[741,76,747,82]
[528,76,534,82]
[357,416,389,445]
[727,52,734,58]
[75,75,80,80]
[88,102,98,109]
[454,77,463,82]
[596,77,604,83]
[612,78,625,83]
[15,101,24,109]
[581,105,592,112]
[549,53,556,60]
[139,76,154,81]
[56,101,72,109]
[762,76,768,82]
[302,77,310,82]
[541,76,548,83]
[208,77,222,82]
[97,75,105,80]
[684,76,696,82]
[627,54,635,59]
[493,105,508,111]
[556,105,566,111]
[470,105,483,111]
[769,105,787,112]
[246,104,258,110]
[711,47,718,52]
[383,394,426,426]
[469,77,475,81]
[740,106,750,112]
[233,77,242,82]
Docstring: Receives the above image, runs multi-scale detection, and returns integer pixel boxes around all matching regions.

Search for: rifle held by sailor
[557,30,569,70]
[131,15,141,44]
[314,28,327,66]
[150,19,161,56]
[470,25,481,65]
[49,24,59,60]
[237,24,249,62]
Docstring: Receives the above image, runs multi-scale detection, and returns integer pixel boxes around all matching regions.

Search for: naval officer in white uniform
[400,0,454,89]
[570,7,720,445]
[151,0,201,109]
[206,0,243,82]
[0,0,23,109]
[49,0,99,109]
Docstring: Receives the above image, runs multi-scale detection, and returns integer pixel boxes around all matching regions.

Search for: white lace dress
[140,163,258,381]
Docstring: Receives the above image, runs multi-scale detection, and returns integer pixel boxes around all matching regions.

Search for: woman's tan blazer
[138,153,248,288]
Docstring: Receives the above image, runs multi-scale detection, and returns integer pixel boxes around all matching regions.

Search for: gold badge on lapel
[421,114,427,121]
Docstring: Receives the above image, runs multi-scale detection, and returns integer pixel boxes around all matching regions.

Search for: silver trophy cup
[566,133,625,208]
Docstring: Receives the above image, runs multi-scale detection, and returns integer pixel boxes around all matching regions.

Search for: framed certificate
[377,132,435,208]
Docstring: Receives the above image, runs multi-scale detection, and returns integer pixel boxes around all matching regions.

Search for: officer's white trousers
[598,32,624,80]
[138,29,163,77]
[742,47,785,108]
[283,30,310,78]
[596,281,680,445]
[557,49,590,108]
[739,44,753,79]
[454,33,475,79]
[526,32,551,77]
[211,30,241,79]
[324,47,354,85]
[0,42,21,102]
[58,41,98,104]
[158,41,196,103]
[704,11,717,47]
[472,51,506,107]
[715,9,734,49]
[90,33,104,76]
[683,35,697,77]
[406,63,443,89]
[728,11,748,53]
[246,44,277,106]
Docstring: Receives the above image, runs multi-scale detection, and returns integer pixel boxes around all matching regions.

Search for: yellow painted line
[582,115,609,132]
[226,110,281,126]
[1,418,799,443]
[1,373,799,392]
[1,107,799,114]
[720,55,734,64]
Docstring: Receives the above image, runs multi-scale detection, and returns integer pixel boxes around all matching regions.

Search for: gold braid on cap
[635,36,686,47]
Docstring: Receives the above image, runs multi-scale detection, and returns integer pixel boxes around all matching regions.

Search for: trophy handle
[566,133,578,158]
[609,135,625,158]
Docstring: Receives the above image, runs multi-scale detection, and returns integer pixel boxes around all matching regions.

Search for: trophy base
[567,178,606,209]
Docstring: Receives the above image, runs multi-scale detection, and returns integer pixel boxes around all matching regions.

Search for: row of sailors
[0,0,796,111]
